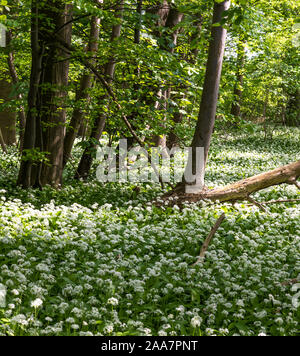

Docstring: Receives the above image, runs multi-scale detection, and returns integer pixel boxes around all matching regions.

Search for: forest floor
[0,126,299,336]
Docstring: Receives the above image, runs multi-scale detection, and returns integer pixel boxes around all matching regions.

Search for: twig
[280,278,299,286]
[192,213,226,266]
[294,181,300,191]
[247,196,267,212]
[251,199,300,206]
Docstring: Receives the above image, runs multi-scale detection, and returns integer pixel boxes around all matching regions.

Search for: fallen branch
[192,213,226,266]
[162,160,300,206]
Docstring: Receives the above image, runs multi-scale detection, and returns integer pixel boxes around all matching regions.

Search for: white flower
[275,317,283,325]
[143,328,152,335]
[255,310,267,319]
[258,332,267,336]
[11,314,28,326]
[104,324,114,334]
[158,330,167,336]
[107,297,119,306]
[31,298,43,308]
[176,305,185,313]
[66,317,75,324]
[236,299,244,307]
[11,289,19,296]
[191,315,202,328]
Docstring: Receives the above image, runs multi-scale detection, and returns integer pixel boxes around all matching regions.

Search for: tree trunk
[39,2,73,187]
[167,14,202,148]
[0,79,16,145]
[18,1,72,188]
[17,0,44,188]
[0,128,7,153]
[63,16,101,168]
[153,4,184,150]
[134,0,143,45]
[75,1,124,180]
[230,37,245,120]
[120,0,143,147]
[286,89,300,127]
[185,0,230,193]
[6,30,26,151]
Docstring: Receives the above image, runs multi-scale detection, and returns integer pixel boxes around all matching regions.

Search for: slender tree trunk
[286,89,300,127]
[262,90,269,139]
[63,16,100,168]
[167,14,202,148]
[134,0,143,44]
[185,0,231,193]
[0,79,16,145]
[6,30,27,151]
[17,0,44,188]
[188,15,203,63]
[230,37,245,121]
[153,4,184,150]
[75,1,124,180]
[0,128,7,153]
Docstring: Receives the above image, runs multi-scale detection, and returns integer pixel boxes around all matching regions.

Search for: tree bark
[18,1,72,188]
[167,14,202,148]
[230,37,245,120]
[17,0,44,188]
[153,4,184,151]
[134,0,143,45]
[0,79,17,145]
[286,89,300,127]
[63,16,100,168]
[0,128,7,153]
[6,30,27,151]
[185,0,230,193]
[39,2,73,187]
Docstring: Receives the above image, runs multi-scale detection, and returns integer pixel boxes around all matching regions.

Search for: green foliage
[21,148,50,165]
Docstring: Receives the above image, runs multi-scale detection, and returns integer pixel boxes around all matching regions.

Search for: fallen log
[162,160,300,206]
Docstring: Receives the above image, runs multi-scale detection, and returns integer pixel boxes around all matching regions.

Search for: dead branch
[247,196,268,212]
[162,160,300,206]
[192,213,226,266]
[280,278,299,286]
[247,199,300,206]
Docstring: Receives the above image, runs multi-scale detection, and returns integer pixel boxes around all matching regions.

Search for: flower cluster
[0,129,299,336]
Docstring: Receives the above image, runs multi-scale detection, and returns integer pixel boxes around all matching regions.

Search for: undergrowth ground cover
[0,127,299,336]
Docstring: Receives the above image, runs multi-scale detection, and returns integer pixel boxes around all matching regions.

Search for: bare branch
[247,196,268,212]
[192,213,226,266]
